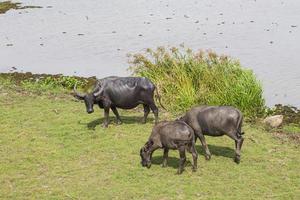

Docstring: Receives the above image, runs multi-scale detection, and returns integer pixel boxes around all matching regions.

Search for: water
[1,0,299,107]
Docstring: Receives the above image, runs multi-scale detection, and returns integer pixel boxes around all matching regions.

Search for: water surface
[0,0,299,106]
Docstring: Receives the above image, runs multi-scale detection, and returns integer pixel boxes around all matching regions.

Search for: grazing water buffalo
[140,121,197,174]
[180,106,244,163]
[73,76,164,127]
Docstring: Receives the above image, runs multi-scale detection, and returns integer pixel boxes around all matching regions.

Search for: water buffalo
[73,76,165,127]
[180,106,244,163]
[140,121,198,174]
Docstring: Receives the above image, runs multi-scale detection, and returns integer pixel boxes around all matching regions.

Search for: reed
[129,46,266,118]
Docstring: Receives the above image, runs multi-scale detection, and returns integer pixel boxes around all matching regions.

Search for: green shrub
[129,46,266,118]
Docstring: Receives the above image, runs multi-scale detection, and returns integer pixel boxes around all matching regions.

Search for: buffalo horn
[73,83,85,98]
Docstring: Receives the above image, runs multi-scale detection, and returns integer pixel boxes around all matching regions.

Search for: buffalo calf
[140,121,197,174]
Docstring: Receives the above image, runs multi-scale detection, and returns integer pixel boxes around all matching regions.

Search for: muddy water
[0,0,299,107]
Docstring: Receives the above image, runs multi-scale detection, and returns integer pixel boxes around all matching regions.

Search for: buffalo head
[140,140,154,168]
[73,84,97,114]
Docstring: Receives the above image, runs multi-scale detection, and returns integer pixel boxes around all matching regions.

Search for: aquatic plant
[129,46,266,118]
[0,1,41,14]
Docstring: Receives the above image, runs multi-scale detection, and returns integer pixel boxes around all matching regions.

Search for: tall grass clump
[129,46,265,118]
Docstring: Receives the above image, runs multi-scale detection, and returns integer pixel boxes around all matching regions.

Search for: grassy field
[0,86,299,199]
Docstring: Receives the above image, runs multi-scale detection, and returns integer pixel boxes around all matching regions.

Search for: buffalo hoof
[234,156,241,164]
[192,167,197,172]
[161,163,167,168]
[102,123,108,128]
[177,169,183,175]
[141,119,147,124]
[116,120,122,125]
[205,154,211,160]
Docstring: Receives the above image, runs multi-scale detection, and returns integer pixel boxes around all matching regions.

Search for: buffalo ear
[144,140,154,151]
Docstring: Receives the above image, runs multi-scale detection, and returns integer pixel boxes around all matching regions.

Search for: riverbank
[1,72,299,129]
[0,73,299,199]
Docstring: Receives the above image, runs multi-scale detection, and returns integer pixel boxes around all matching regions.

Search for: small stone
[263,115,283,128]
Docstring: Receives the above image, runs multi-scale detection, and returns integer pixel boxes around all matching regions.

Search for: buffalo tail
[154,86,167,110]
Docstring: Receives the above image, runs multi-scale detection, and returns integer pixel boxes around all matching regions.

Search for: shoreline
[1,71,299,126]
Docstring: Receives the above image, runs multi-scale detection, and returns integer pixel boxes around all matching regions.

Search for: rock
[263,115,283,128]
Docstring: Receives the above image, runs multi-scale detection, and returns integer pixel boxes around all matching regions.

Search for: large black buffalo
[140,120,197,174]
[180,106,244,163]
[73,76,164,127]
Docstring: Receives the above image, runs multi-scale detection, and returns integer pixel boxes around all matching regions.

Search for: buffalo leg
[234,137,244,164]
[228,134,244,163]
[177,145,186,174]
[111,107,122,125]
[162,148,169,167]
[103,107,110,128]
[149,103,159,124]
[196,130,211,160]
[142,104,150,124]
[191,144,198,172]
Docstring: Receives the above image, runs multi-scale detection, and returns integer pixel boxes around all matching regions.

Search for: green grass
[129,47,265,118]
[281,124,300,134]
[0,84,299,199]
